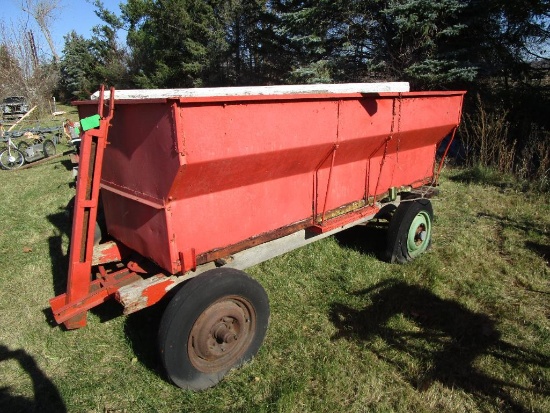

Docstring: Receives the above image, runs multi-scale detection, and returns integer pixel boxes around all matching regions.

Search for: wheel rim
[1,149,24,169]
[188,296,256,373]
[43,140,56,157]
[407,210,431,257]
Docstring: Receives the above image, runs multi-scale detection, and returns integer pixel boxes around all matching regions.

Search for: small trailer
[50,83,465,390]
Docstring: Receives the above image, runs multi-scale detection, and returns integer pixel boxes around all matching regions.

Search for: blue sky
[2,0,123,58]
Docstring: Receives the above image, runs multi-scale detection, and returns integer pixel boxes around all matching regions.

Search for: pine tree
[364,0,476,87]
[58,32,97,99]
[209,0,291,85]
[120,0,224,88]
[272,0,346,83]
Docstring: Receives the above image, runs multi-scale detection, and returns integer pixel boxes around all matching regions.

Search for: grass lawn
[0,156,548,412]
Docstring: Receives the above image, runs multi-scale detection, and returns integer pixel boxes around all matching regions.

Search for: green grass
[0,160,549,412]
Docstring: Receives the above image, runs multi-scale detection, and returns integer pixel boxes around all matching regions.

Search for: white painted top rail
[91,82,410,100]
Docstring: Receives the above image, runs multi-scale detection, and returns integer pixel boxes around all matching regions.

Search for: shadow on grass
[123,301,169,379]
[477,212,549,238]
[334,203,398,258]
[45,207,125,326]
[0,344,67,413]
[448,166,519,190]
[477,212,550,270]
[334,203,401,258]
[47,210,71,297]
[329,280,550,412]
[526,241,550,268]
[57,156,75,172]
[334,223,388,257]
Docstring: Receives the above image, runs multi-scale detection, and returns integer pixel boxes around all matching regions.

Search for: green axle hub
[407,210,431,257]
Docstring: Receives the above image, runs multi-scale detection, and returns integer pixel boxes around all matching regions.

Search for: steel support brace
[50,268,143,324]
[49,86,116,329]
[310,204,379,234]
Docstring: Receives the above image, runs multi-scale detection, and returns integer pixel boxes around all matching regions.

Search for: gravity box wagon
[50,83,465,390]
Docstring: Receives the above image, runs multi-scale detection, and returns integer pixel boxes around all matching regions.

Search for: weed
[462,94,514,174]
[460,94,550,192]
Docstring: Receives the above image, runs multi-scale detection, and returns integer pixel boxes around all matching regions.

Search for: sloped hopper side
[77,91,464,274]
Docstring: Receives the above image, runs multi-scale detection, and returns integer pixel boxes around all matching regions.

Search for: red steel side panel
[100,103,180,201]
[77,103,181,271]
[168,99,338,259]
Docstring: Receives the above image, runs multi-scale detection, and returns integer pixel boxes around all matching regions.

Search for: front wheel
[158,268,270,390]
[43,139,56,157]
[383,199,433,263]
[0,147,25,169]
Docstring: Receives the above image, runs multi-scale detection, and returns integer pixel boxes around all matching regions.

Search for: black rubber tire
[66,196,105,245]
[159,268,270,390]
[17,141,29,153]
[93,221,102,245]
[383,199,433,264]
[43,139,56,157]
[0,147,25,169]
[373,203,397,221]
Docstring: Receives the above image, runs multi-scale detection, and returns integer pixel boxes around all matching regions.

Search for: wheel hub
[407,211,431,257]
[213,319,238,344]
[189,297,255,373]
[414,224,427,244]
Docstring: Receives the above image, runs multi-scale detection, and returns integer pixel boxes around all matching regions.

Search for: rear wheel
[384,199,433,263]
[17,141,29,153]
[159,268,270,390]
[0,147,25,169]
[43,139,56,157]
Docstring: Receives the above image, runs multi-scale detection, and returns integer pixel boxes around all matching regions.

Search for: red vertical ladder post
[63,86,115,329]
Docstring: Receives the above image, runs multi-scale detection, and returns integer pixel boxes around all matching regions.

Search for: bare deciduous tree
[0,19,59,115]
[20,0,61,63]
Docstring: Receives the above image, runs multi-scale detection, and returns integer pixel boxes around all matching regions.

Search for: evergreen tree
[58,25,129,101]
[89,24,130,89]
[120,0,224,88]
[58,32,97,99]
[84,0,548,91]
[371,0,476,87]
[272,0,346,83]
[210,0,291,85]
